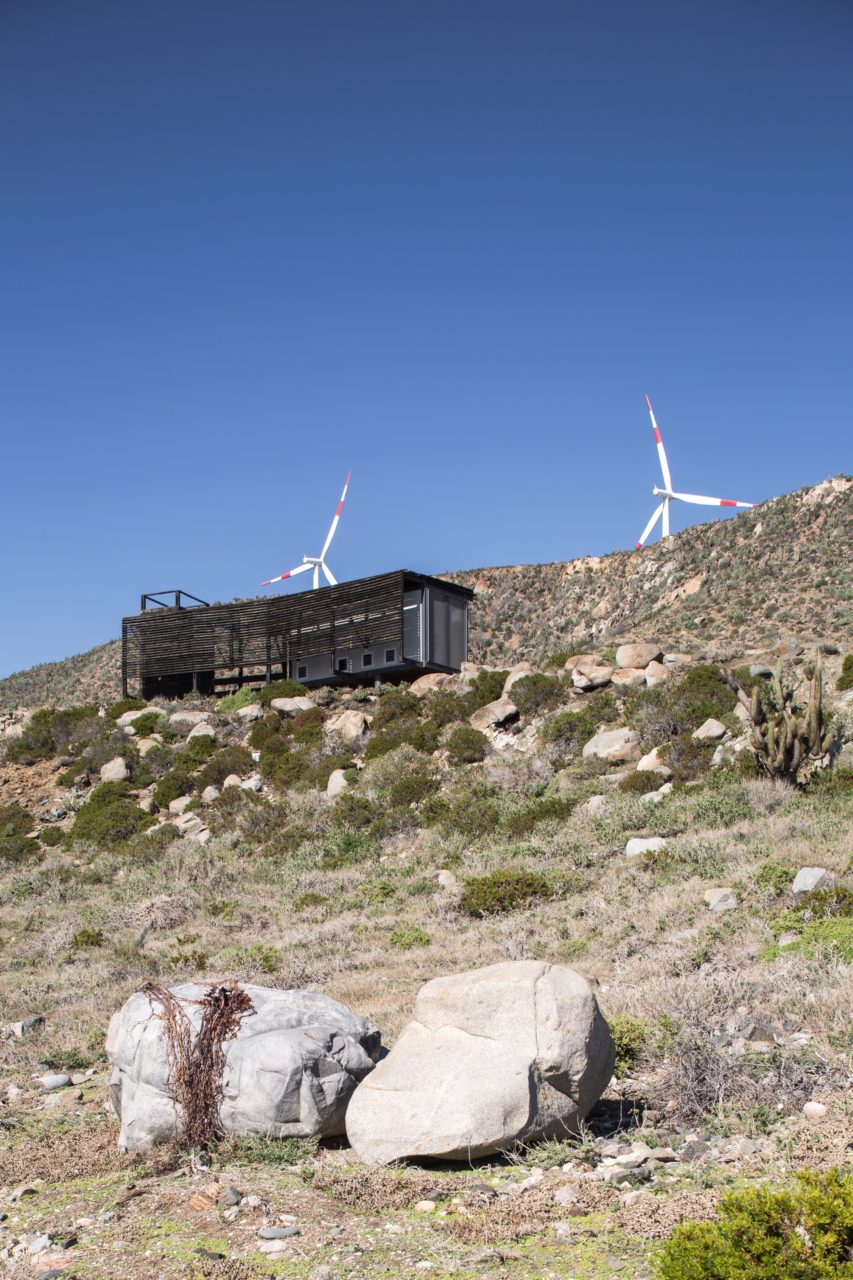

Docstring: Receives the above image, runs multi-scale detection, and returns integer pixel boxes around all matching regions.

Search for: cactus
[729,656,838,785]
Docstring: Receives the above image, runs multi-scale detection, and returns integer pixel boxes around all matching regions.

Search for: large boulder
[571,657,614,691]
[107,983,380,1152]
[100,756,129,783]
[582,727,640,763]
[345,961,614,1166]
[410,673,456,697]
[325,709,370,746]
[615,643,662,671]
[469,698,518,732]
[270,696,315,716]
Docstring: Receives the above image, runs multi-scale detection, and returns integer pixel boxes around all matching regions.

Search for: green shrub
[248,713,284,750]
[153,760,195,808]
[627,664,735,750]
[511,673,565,718]
[195,745,254,791]
[39,826,64,848]
[500,794,576,836]
[6,706,100,764]
[754,862,794,895]
[837,654,853,692]
[221,1133,319,1165]
[654,1168,853,1280]
[371,687,420,729]
[390,925,431,950]
[608,1014,648,1077]
[461,869,553,917]
[318,831,377,870]
[446,725,488,765]
[294,892,329,911]
[467,669,509,709]
[363,718,439,761]
[217,685,265,713]
[291,707,325,747]
[107,697,146,721]
[388,768,436,806]
[258,678,310,706]
[125,711,165,738]
[72,927,104,948]
[70,782,156,848]
[0,803,39,862]
[541,692,618,755]
[661,733,716,782]
[422,785,500,839]
[220,942,281,974]
[619,770,659,794]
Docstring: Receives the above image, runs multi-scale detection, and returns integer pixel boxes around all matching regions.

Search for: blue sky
[1,0,850,678]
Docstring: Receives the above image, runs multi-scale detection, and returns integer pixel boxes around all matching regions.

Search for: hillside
[0,632,851,1278]
[1,476,850,714]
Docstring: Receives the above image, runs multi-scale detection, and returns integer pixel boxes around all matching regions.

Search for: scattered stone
[258,1226,301,1239]
[437,869,459,891]
[270,696,315,715]
[346,960,614,1165]
[169,710,209,728]
[99,757,129,783]
[679,1139,710,1162]
[414,1200,438,1213]
[692,718,727,740]
[502,664,534,697]
[236,704,263,722]
[410,673,455,696]
[222,774,242,789]
[635,746,671,774]
[11,1015,44,1038]
[625,836,667,858]
[137,737,160,757]
[583,794,608,815]
[187,721,216,739]
[168,795,193,816]
[704,888,738,912]
[803,1101,827,1122]
[571,657,614,690]
[553,1184,581,1206]
[469,698,519,732]
[107,983,380,1151]
[582,727,640,763]
[644,660,670,688]
[240,774,262,792]
[327,768,350,798]
[201,785,220,803]
[615,643,662,670]
[40,1073,72,1091]
[217,1187,242,1209]
[611,667,647,688]
[792,867,832,895]
[326,709,370,745]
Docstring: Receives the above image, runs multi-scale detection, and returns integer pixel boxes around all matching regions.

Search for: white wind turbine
[635,396,754,548]
[260,470,351,590]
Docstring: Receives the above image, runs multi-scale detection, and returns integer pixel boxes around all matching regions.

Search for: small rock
[40,1073,72,1092]
[791,867,832,895]
[11,1015,44,1038]
[414,1200,437,1213]
[704,888,738,912]
[615,643,662,670]
[187,721,216,740]
[217,1186,242,1209]
[258,1226,301,1239]
[625,836,667,858]
[436,869,459,891]
[270,696,315,716]
[222,774,242,789]
[679,1139,710,1162]
[327,768,349,798]
[469,697,518,732]
[583,727,640,763]
[692,718,727,740]
[168,795,193,816]
[803,1101,827,1122]
[240,774,262,792]
[553,1184,581,1206]
[201,785,220,803]
[236,704,263,722]
[99,757,129,783]
[644,660,670,688]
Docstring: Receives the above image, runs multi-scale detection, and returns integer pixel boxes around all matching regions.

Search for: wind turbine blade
[312,565,320,590]
[321,562,336,587]
[645,394,673,493]
[320,469,351,561]
[662,496,670,538]
[635,502,664,549]
[670,490,755,509]
[260,562,312,586]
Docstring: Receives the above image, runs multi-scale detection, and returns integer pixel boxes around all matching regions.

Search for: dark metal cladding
[121,570,473,699]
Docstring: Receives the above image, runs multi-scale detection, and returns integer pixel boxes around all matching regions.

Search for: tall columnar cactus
[731,657,837,785]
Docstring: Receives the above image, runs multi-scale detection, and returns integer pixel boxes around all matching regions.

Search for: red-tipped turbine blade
[645,394,673,493]
[320,469,351,561]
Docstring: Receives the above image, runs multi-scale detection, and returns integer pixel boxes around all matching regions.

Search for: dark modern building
[121,570,473,700]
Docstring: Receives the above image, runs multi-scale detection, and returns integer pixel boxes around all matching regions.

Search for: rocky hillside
[451,475,853,666]
[1,643,851,1277]
[1,476,850,713]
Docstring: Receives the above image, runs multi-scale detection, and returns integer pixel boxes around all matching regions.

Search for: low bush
[153,760,195,808]
[754,861,794,895]
[655,1168,853,1280]
[511,673,565,718]
[446,725,488,765]
[217,686,265,713]
[837,654,853,692]
[0,803,39,862]
[390,925,431,950]
[422,784,501,839]
[460,869,553,917]
[500,794,576,836]
[70,782,156,848]
[39,826,64,848]
[627,664,735,750]
[541,692,618,756]
[661,733,716,782]
[125,710,165,738]
[619,770,659,794]
[388,767,436,806]
[6,705,100,764]
[363,718,439,761]
[72,927,104,948]
[608,1014,649,1077]
[220,942,281,975]
[195,745,254,791]
[318,831,378,870]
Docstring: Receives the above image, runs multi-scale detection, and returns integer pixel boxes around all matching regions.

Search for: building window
[385,648,396,663]
[337,657,349,673]
[297,665,307,680]
[362,653,373,667]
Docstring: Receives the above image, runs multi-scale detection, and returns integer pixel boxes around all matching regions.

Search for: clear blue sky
[1,0,850,678]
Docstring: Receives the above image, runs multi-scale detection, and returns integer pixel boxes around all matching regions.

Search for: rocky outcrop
[469,698,518,732]
[345,961,614,1165]
[582,727,640,763]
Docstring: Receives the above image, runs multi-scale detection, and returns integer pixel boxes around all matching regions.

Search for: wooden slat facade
[121,570,473,698]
